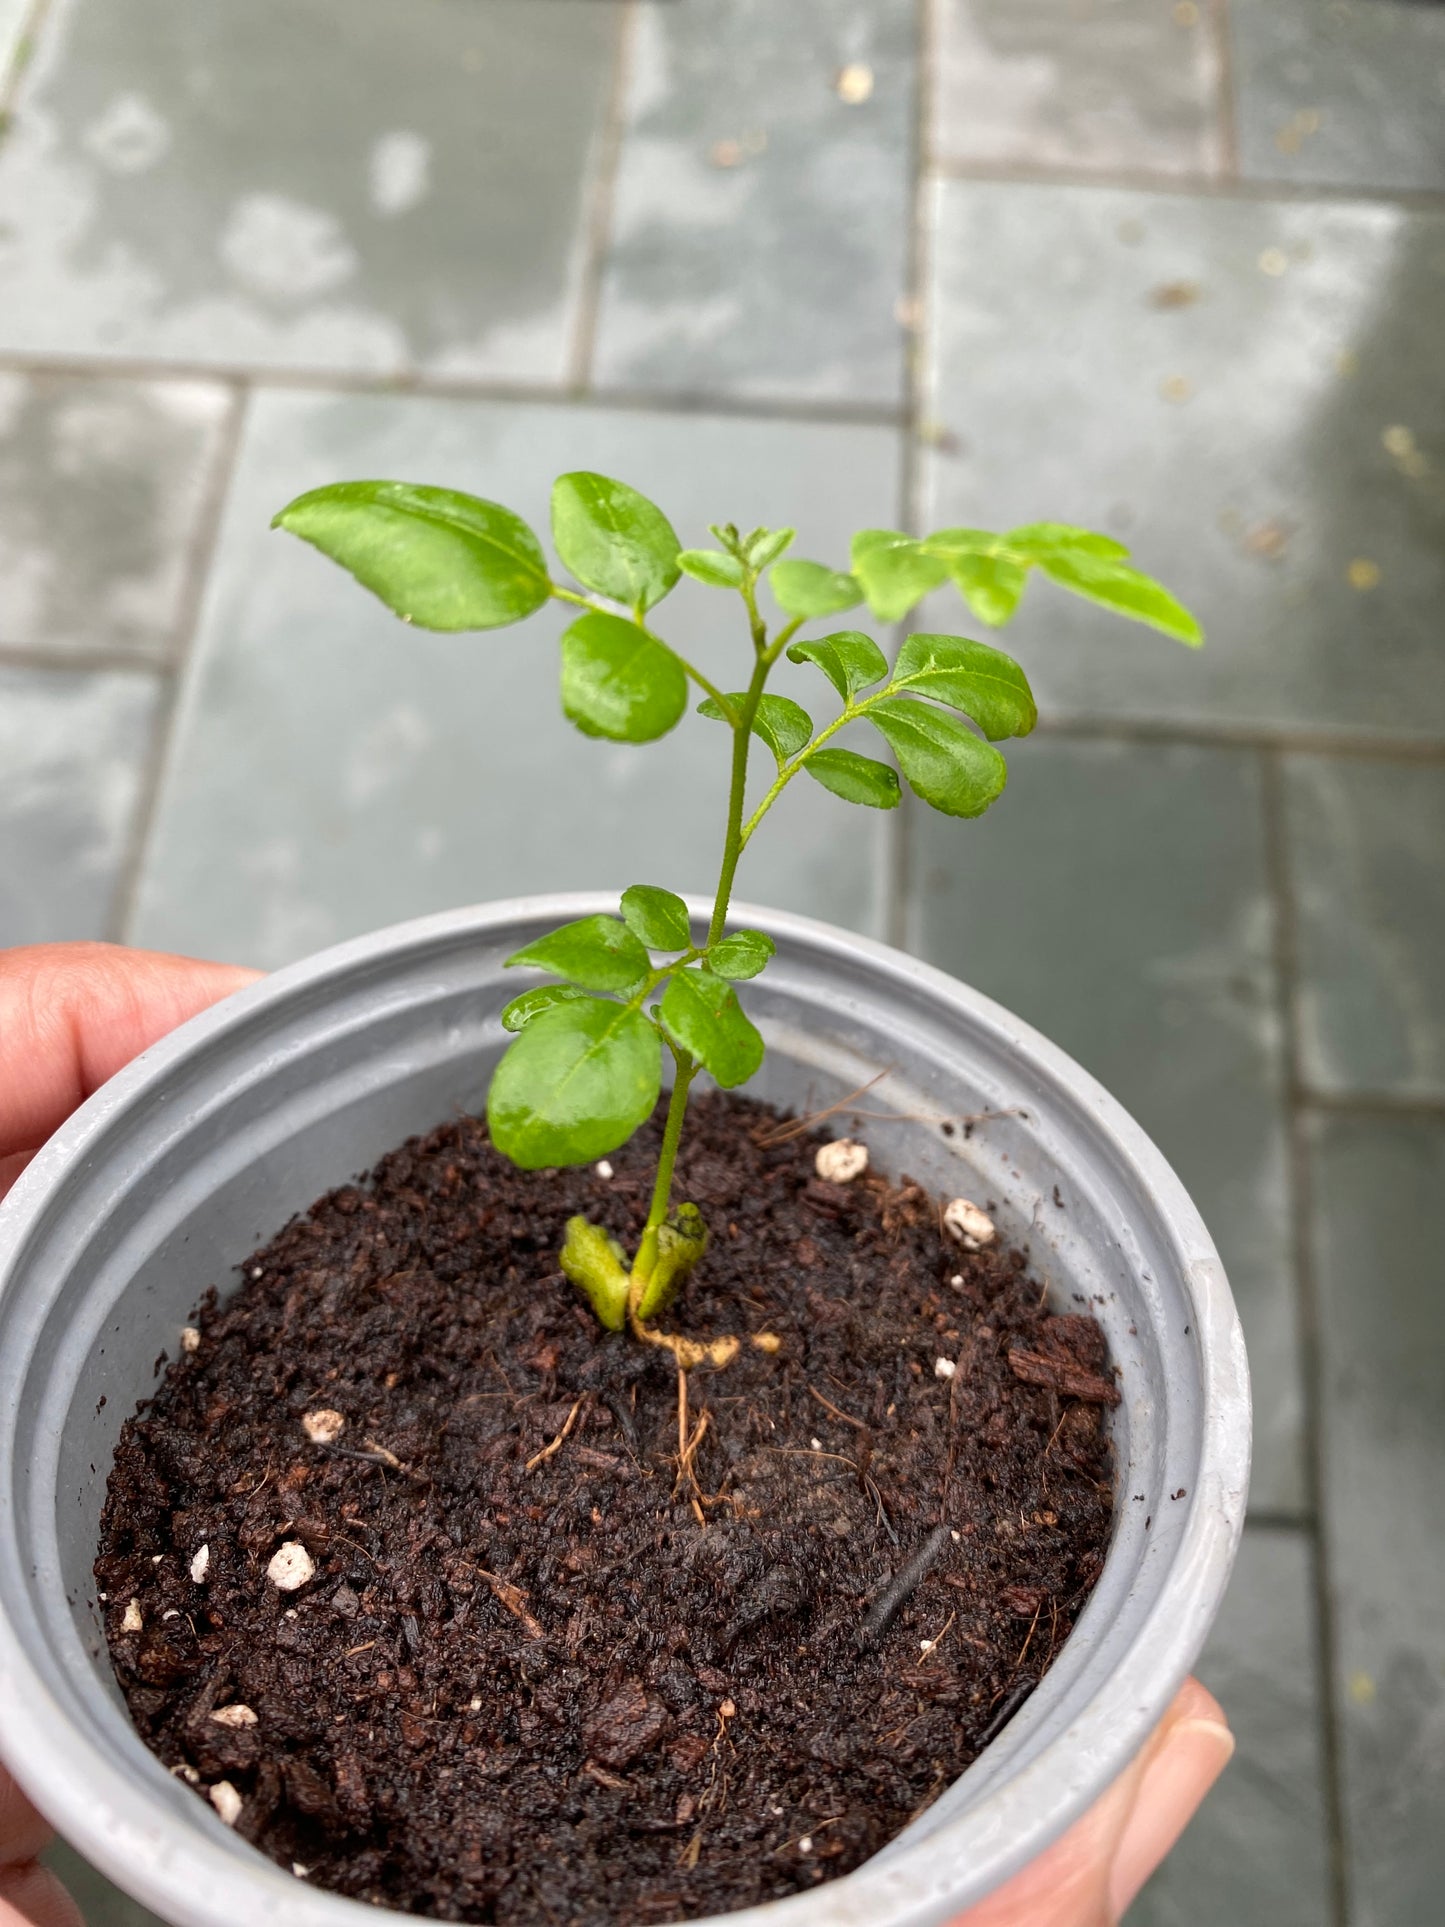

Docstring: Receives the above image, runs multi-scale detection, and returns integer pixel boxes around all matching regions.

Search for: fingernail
[1108,1718,1235,1918]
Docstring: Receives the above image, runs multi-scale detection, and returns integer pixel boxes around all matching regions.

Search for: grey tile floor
[2,1,1441,1922]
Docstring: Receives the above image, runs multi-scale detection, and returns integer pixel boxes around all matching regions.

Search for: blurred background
[1,0,1442,1921]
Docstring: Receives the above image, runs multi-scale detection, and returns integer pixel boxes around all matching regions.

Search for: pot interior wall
[0,901,1240,1924]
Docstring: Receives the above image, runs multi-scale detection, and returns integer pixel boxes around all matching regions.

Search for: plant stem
[633,1045,697,1281]
[637,574,773,1264]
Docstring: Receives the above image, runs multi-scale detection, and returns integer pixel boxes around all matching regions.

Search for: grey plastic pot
[0,896,1249,1927]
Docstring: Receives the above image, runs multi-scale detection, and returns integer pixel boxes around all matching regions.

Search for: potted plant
[0,476,1249,1927]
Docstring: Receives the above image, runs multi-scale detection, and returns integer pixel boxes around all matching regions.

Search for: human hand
[0,942,260,1923]
[954,1675,1233,1924]
[0,946,1230,1925]
[0,941,260,1199]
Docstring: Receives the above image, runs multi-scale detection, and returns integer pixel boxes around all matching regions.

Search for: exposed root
[525,1393,587,1473]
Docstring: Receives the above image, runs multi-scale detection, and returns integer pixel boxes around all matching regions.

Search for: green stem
[738,697,866,847]
[633,1045,696,1282]
[636,573,774,1255]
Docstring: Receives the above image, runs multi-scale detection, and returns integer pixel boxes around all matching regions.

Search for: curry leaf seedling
[274,476,1200,1363]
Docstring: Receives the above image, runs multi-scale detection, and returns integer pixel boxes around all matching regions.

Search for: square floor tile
[0,0,619,379]
[1310,1112,1445,1927]
[128,391,903,967]
[1131,1526,1333,1927]
[1286,755,1445,1101]
[931,0,1225,177]
[1231,0,1445,195]
[0,663,161,943]
[0,373,233,660]
[592,0,915,405]
[922,178,1445,741]
[907,735,1303,1513]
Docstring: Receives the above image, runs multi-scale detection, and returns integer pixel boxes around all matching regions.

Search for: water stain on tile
[921,179,1445,739]
[592,0,915,405]
[0,0,620,378]
[931,0,1225,177]
[0,664,162,944]
[0,372,232,660]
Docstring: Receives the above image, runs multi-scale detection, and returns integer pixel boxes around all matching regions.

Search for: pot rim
[0,895,1250,1927]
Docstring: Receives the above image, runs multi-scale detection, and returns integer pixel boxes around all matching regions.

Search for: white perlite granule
[814,1138,868,1184]
[301,1408,346,1445]
[267,1541,316,1591]
[943,1198,996,1249]
[190,1544,210,1583]
[209,1781,242,1826]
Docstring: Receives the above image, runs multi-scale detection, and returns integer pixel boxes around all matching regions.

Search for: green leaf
[678,548,745,589]
[890,633,1037,740]
[560,610,688,743]
[550,471,681,613]
[500,982,595,1034]
[867,698,1009,818]
[917,527,1001,562]
[768,560,863,618]
[659,968,765,1088]
[506,914,650,992]
[697,693,813,766]
[621,884,692,952]
[1029,549,1202,645]
[786,630,889,702]
[273,481,550,631]
[1005,523,1131,563]
[946,552,1029,627]
[487,999,661,1169]
[804,747,901,809]
[748,527,795,569]
[850,529,950,623]
[709,928,776,981]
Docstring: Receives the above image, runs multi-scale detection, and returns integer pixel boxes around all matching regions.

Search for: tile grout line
[565,0,639,394]
[107,381,250,948]
[0,642,168,677]
[1300,1089,1445,1124]
[1035,714,1445,766]
[1259,745,1352,1927]
[1212,0,1241,182]
[886,0,937,954]
[926,153,1445,214]
[0,351,908,429]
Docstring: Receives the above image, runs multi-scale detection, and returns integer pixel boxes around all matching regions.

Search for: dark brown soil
[96,1094,1115,1924]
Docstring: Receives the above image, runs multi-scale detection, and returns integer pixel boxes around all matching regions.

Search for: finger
[1107,1679,1233,1918]
[0,943,260,1171]
[0,1770,51,1867]
[0,1861,84,1927]
[951,1678,1232,1927]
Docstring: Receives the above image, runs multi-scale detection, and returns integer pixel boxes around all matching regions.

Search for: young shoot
[273,475,1200,1360]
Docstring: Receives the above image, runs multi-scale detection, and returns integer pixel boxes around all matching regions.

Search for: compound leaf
[659,967,764,1088]
[487,999,661,1169]
[769,560,862,619]
[890,633,1037,740]
[850,529,950,623]
[785,629,889,702]
[867,697,1009,818]
[551,471,681,612]
[709,928,776,981]
[621,884,692,952]
[560,610,688,743]
[273,481,550,630]
[804,747,901,809]
[506,914,650,992]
